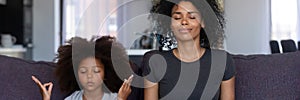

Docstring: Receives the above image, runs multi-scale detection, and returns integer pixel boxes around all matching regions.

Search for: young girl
[32,36,134,100]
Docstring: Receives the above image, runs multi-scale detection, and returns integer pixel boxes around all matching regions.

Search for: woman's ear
[200,19,205,28]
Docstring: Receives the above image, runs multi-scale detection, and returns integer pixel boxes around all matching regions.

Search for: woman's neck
[82,88,104,100]
[174,40,205,62]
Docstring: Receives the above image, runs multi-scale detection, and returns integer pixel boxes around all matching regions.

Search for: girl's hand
[117,75,133,100]
[31,76,53,100]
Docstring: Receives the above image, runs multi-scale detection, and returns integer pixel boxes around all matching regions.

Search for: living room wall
[32,0,60,61]
[32,0,150,61]
[31,0,272,61]
[224,0,271,54]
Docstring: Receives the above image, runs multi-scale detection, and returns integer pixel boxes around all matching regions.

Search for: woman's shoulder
[142,50,174,61]
[144,50,161,56]
[64,90,83,100]
[141,50,173,64]
[144,49,172,56]
[209,49,234,61]
[210,49,232,55]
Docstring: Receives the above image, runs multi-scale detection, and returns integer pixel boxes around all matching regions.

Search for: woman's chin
[176,35,195,41]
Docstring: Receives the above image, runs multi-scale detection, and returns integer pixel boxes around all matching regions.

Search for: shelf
[0,45,27,58]
[126,49,151,56]
[0,45,26,52]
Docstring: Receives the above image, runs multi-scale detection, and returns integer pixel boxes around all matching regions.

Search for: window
[62,0,118,42]
[271,0,299,41]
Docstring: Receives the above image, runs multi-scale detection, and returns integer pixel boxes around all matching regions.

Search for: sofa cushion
[0,55,67,99]
[232,51,300,99]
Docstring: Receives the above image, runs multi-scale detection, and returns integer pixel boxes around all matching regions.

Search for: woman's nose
[181,19,188,25]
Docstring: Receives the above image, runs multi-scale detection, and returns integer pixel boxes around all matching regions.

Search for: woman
[143,0,235,100]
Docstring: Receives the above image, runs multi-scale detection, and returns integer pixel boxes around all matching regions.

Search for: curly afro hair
[150,0,225,50]
[55,36,133,95]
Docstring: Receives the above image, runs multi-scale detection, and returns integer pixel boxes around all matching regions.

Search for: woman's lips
[179,28,192,33]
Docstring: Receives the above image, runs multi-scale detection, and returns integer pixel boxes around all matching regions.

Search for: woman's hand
[31,76,53,100]
[117,75,133,100]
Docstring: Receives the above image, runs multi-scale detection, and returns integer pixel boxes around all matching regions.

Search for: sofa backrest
[0,55,67,100]
[2,50,299,99]
[232,51,300,99]
[130,51,300,99]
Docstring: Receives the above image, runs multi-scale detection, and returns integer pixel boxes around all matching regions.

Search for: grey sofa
[233,51,300,99]
[0,55,142,100]
[0,56,67,99]
[130,51,300,99]
[0,51,299,99]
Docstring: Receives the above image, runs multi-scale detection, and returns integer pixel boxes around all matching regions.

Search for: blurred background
[0,0,299,61]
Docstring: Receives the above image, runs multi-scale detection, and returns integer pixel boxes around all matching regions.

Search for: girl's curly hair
[55,36,132,95]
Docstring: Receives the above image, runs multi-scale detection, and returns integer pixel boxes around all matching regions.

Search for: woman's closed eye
[173,16,181,20]
[189,16,196,19]
[172,16,196,20]
[174,17,181,20]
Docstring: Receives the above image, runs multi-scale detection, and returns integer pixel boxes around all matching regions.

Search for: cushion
[0,55,67,99]
[232,51,300,99]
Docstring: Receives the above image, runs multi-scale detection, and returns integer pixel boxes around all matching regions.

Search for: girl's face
[171,1,204,42]
[78,57,105,92]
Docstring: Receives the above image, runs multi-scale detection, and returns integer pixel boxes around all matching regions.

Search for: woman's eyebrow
[172,11,199,15]
[172,12,182,15]
[188,11,199,14]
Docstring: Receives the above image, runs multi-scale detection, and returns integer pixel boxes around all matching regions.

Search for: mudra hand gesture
[31,76,53,100]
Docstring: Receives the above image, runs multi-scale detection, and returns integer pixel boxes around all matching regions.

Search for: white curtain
[62,0,118,42]
[61,0,152,49]
[297,0,300,43]
[271,0,298,41]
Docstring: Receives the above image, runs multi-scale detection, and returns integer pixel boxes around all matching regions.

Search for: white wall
[224,0,271,54]
[31,0,271,60]
[117,0,152,49]
[32,0,150,61]
[33,0,60,61]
